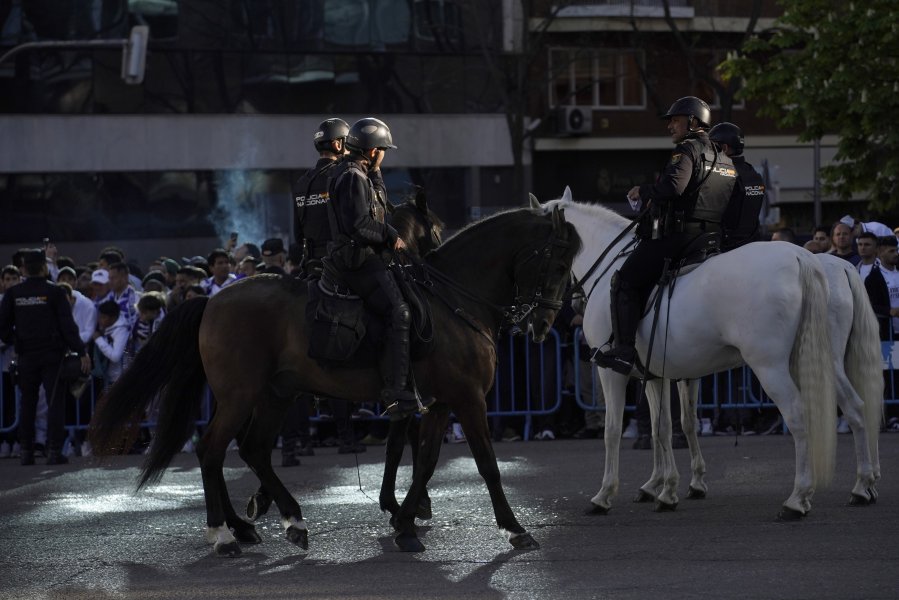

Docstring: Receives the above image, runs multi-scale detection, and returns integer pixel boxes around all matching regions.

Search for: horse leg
[394,405,450,552]
[644,380,679,511]
[452,400,539,550]
[751,365,814,518]
[679,379,708,499]
[380,416,411,522]
[405,417,432,519]
[834,370,877,505]
[588,372,628,514]
[197,414,246,557]
[238,402,309,550]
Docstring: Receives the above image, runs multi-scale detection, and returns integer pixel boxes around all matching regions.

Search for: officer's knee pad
[391,302,411,328]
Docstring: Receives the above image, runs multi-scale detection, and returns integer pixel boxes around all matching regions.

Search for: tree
[721,0,899,209]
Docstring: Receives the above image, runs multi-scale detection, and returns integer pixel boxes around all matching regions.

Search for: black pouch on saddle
[306,278,366,363]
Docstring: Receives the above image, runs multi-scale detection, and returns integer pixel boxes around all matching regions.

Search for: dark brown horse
[90,206,580,556]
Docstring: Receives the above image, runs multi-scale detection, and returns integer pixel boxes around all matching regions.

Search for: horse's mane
[429,208,530,257]
[544,198,630,229]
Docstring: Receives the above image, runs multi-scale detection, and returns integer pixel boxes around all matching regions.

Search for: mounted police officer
[709,121,767,250]
[0,249,90,465]
[595,96,739,375]
[326,117,431,419]
[293,118,350,278]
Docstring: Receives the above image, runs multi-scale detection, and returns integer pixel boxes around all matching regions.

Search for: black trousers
[339,254,404,318]
[618,233,701,296]
[17,351,67,453]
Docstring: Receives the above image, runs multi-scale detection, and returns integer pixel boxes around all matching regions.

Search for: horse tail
[843,267,884,464]
[791,255,837,488]
[89,297,209,490]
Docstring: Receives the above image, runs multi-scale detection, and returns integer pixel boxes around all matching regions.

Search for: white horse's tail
[843,268,884,464]
[791,255,837,488]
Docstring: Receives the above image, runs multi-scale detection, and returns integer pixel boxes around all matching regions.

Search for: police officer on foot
[708,121,767,249]
[326,117,433,419]
[0,249,90,465]
[594,97,739,375]
[293,118,350,279]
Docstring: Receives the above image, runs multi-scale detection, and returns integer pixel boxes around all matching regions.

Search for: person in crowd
[203,249,236,296]
[259,238,288,275]
[770,227,796,243]
[101,262,139,328]
[594,96,739,374]
[232,243,261,267]
[141,271,167,293]
[812,226,832,252]
[130,292,166,355]
[0,249,90,465]
[237,256,259,278]
[185,284,207,300]
[855,232,880,280]
[841,215,893,239]
[829,221,860,265]
[56,266,77,287]
[89,268,111,303]
[159,258,180,289]
[864,236,899,341]
[168,266,205,309]
[92,300,130,391]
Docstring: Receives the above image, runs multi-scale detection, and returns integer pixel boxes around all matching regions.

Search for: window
[549,48,645,109]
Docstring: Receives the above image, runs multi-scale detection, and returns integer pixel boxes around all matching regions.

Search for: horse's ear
[415,186,428,213]
[561,186,573,204]
[528,193,541,210]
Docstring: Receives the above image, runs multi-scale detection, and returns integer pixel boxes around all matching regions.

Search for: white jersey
[879,265,899,334]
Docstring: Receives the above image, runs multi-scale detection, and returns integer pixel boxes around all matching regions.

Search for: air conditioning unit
[556,105,593,136]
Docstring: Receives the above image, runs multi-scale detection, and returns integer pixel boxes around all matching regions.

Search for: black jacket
[293,157,339,259]
[0,277,86,356]
[863,266,894,341]
[721,156,766,249]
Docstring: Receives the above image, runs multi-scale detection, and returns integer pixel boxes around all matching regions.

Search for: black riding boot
[595,272,642,375]
[380,302,421,421]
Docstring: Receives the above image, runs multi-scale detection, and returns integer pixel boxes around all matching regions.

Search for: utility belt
[684,219,721,235]
[327,237,373,271]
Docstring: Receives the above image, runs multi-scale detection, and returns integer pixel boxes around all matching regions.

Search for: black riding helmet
[708,121,745,156]
[346,117,397,152]
[662,96,712,129]
[313,118,349,152]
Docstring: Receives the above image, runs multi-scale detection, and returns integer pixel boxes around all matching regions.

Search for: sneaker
[501,428,521,442]
[700,418,713,436]
[622,420,638,439]
[0,442,10,459]
[836,417,851,434]
[448,423,466,444]
[534,429,555,441]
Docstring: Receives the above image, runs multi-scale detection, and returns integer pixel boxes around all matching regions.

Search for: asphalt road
[1,433,898,600]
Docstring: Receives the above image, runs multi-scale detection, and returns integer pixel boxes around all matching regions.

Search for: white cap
[90,269,110,285]
[839,215,855,228]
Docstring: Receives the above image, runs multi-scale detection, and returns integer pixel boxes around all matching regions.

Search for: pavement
[1,433,898,600]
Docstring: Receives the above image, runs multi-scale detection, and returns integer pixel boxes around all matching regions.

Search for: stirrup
[593,345,636,376]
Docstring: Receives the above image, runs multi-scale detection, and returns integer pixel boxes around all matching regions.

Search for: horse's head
[511,205,579,342]
[389,187,445,257]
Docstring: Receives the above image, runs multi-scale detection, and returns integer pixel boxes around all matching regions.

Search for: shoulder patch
[670,153,682,164]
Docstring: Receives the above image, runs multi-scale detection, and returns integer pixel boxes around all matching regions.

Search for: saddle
[305,258,434,367]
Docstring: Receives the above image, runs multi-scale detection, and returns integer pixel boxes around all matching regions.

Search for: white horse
[542,188,837,519]
[651,253,882,507]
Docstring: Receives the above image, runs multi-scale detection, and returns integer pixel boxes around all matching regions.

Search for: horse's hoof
[633,489,655,503]
[246,492,272,522]
[416,501,433,521]
[233,525,262,545]
[585,502,609,515]
[214,541,242,557]
[686,486,706,500]
[654,500,678,512]
[395,532,425,553]
[509,532,540,550]
[868,488,878,504]
[848,493,873,507]
[775,507,806,522]
[286,525,308,550]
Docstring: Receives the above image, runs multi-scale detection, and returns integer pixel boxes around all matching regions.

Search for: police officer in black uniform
[0,249,89,465]
[595,97,739,375]
[708,121,767,250]
[293,118,350,279]
[327,117,431,419]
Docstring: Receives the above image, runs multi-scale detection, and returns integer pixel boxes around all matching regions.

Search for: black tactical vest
[686,138,738,224]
